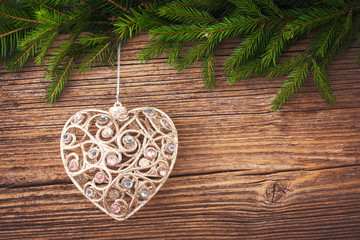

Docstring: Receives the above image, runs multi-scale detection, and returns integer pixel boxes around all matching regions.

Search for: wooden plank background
[1,33,360,239]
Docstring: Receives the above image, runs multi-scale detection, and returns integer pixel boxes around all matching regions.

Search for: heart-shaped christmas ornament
[60,103,178,220]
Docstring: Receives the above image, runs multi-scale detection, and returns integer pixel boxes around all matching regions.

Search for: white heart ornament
[60,104,178,220]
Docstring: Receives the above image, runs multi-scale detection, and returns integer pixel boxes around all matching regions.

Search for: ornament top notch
[109,102,128,121]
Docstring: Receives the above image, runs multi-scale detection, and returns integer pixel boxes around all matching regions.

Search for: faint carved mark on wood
[265,182,289,203]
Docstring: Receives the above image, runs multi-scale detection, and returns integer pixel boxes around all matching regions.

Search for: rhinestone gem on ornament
[68,160,78,171]
[73,112,83,123]
[88,148,99,159]
[98,115,108,122]
[109,189,120,199]
[144,107,155,117]
[161,119,172,130]
[167,143,175,152]
[111,203,121,214]
[95,172,105,183]
[145,147,157,159]
[85,187,94,197]
[106,154,119,166]
[62,133,70,143]
[139,188,149,198]
[101,127,113,138]
[121,178,133,189]
[123,135,134,144]
[139,158,150,167]
[158,166,167,177]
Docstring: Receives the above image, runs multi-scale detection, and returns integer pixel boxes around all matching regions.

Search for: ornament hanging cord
[116,41,121,105]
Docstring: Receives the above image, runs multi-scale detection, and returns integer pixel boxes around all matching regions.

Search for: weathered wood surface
[1,33,360,239]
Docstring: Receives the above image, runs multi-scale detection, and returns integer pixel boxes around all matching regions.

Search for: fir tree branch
[158,5,216,24]
[151,24,204,42]
[257,0,283,17]
[0,0,359,110]
[28,0,66,16]
[271,58,311,111]
[225,27,266,73]
[261,22,289,67]
[285,8,343,38]
[311,58,336,105]
[0,11,43,24]
[45,13,88,77]
[107,42,116,66]
[0,26,27,38]
[321,10,353,67]
[266,55,309,78]
[78,39,113,72]
[228,0,264,19]
[206,16,263,41]
[14,43,36,65]
[46,55,74,103]
[137,41,172,63]
[202,51,216,89]
[106,0,132,16]
[313,20,339,58]
[176,40,216,71]
[167,42,183,66]
[37,12,61,25]
[0,24,28,59]
[19,25,57,49]
[35,30,58,65]
[114,9,164,40]
[169,0,225,11]
[45,34,76,76]
[228,60,264,82]
[7,42,37,71]
[79,34,113,45]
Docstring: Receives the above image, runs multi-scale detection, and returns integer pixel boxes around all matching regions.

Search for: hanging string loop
[115,41,121,105]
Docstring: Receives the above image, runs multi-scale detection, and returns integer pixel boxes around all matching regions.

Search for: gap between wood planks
[2,163,359,189]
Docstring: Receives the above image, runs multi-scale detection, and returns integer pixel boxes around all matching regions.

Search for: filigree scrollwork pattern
[60,105,178,220]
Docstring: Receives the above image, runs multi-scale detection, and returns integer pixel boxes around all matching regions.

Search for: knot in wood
[265,182,289,203]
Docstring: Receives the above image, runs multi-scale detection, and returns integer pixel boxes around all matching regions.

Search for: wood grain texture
[1,33,360,239]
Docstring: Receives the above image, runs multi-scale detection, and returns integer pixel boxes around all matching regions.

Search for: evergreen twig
[1,0,360,110]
